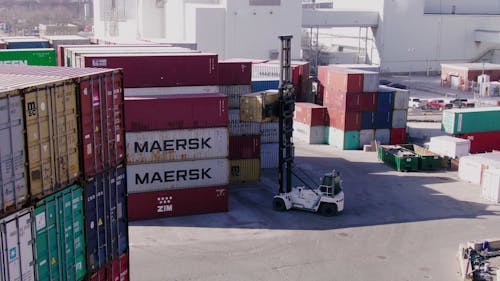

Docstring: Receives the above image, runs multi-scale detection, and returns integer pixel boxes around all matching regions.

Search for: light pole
[408,48,415,89]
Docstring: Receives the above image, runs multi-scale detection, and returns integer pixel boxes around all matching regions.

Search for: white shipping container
[0,208,35,281]
[363,72,380,92]
[220,85,252,109]
[252,63,280,80]
[261,143,279,169]
[124,86,220,97]
[459,154,500,185]
[293,122,326,144]
[375,129,390,145]
[127,158,229,193]
[261,122,279,143]
[482,169,500,203]
[0,93,27,211]
[428,136,470,158]
[126,127,229,164]
[392,109,408,129]
[228,109,261,136]
[392,88,410,110]
[359,129,375,147]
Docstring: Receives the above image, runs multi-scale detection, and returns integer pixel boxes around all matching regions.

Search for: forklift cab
[319,170,342,197]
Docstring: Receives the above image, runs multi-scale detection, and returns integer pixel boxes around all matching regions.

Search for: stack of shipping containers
[0,65,129,281]
[292,103,328,144]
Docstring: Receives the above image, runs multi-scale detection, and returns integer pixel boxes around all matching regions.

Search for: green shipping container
[327,127,360,150]
[34,185,86,281]
[0,49,56,66]
[442,107,500,134]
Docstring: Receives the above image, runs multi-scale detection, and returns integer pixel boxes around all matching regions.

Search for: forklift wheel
[319,203,338,217]
[272,198,287,212]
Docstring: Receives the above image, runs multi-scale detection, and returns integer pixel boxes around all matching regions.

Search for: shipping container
[375,111,392,129]
[260,122,279,143]
[229,135,260,160]
[458,154,500,185]
[361,111,376,130]
[294,102,327,126]
[0,208,35,281]
[454,131,500,153]
[220,85,252,109]
[359,129,375,147]
[377,88,394,111]
[228,109,260,136]
[89,268,106,281]
[362,71,380,92]
[391,88,410,110]
[293,122,326,144]
[251,80,279,92]
[127,158,229,193]
[442,107,500,134]
[0,90,27,214]
[127,186,229,220]
[4,38,49,49]
[84,166,128,274]
[323,67,364,94]
[360,92,378,111]
[0,49,56,66]
[229,159,261,184]
[390,128,407,145]
[218,61,252,85]
[392,109,408,129]
[428,136,471,158]
[482,169,500,203]
[240,90,279,123]
[323,90,361,112]
[327,127,360,150]
[106,253,129,281]
[80,53,218,88]
[0,42,6,50]
[124,86,220,97]
[127,127,229,164]
[124,94,228,132]
[327,109,361,131]
[374,129,390,145]
[34,185,86,281]
[261,143,279,169]
[378,145,419,172]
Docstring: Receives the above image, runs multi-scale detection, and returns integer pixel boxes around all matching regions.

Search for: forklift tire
[272,198,287,212]
[319,203,338,217]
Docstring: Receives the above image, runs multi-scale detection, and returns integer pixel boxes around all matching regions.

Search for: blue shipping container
[377,90,394,111]
[84,165,128,274]
[376,111,392,129]
[361,111,376,129]
[5,40,50,49]
[251,80,279,92]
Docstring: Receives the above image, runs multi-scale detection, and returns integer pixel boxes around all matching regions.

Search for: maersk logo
[134,138,212,153]
[0,60,28,65]
[157,196,173,213]
[135,168,212,185]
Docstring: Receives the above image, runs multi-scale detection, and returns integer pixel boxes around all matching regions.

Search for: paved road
[129,142,500,281]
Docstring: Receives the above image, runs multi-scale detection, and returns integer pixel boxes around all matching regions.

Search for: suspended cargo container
[261,143,279,169]
[260,122,279,143]
[240,90,279,123]
[229,135,260,160]
[293,122,326,144]
[392,109,408,129]
[127,186,229,220]
[127,128,229,164]
[124,94,228,132]
[428,136,471,158]
[80,53,218,88]
[84,165,128,274]
[442,107,500,134]
[0,208,35,281]
[327,109,361,131]
[220,85,252,109]
[251,79,279,92]
[359,129,375,147]
[454,131,500,153]
[127,158,229,193]
[124,86,220,97]
[360,92,378,111]
[0,90,28,214]
[218,61,252,85]
[391,87,410,110]
[390,128,407,145]
[482,169,500,203]
[106,253,129,281]
[228,109,260,136]
[229,159,261,184]
[375,111,392,129]
[0,49,56,66]
[374,129,390,145]
[361,111,375,130]
[377,88,394,111]
[323,90,361,111]
[294,103,327,126]
[34,185,86,281]
[327,127,360,150]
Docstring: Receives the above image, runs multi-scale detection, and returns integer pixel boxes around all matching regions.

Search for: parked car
[449,98,475,108]
[409,97,423,109]
[426,99,453,111]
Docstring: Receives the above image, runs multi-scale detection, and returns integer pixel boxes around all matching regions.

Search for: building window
[249,0,281,6]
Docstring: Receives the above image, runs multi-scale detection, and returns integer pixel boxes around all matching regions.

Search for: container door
[34,196,61,281]
[115,166,128,256]
[84,174,106,274]
[106,168,119,262]
[450,75,459,90]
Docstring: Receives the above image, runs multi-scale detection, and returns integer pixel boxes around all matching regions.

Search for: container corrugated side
[126,128,229,164]
[327,127,360,150]
[220,85,252,109]
[106,253,129,281]
[229,159,261,183]
[392,88,410,110]
[261,143,279,169]
[228,109,260,136]
[428,136,471,158]
[260,122,279,143]
[124,86,220,97]
[454,131,500,153]
[481,169,500,203]
[375,111,392,129]
[0,90,28,214]
[294,102,327,126]
[229,135,260,160]
[292,122,326,144]
[0,49,56,66]
[0,208,35,281]
[218,61,252,85]
[392,109,408,129]
[374,129,390,145]
[34,185,86,281]
[363,72,379,92]
[377,88,394,111]
[240,90,279,123]
[251,80,279,92]
[442,107,500,134]
[360,129,375,147]
[127,186,229,220]
[390,128,406,145]
[127,158,229,193]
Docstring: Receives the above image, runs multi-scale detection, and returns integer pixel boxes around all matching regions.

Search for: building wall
[137,0,164,38]
[424,0,500,14]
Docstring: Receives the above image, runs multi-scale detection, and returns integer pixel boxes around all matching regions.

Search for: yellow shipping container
[229,159,261,184]
[239,90,279,123]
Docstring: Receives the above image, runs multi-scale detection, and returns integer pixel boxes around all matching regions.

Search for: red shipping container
[360,92,378,111]
[218,61,252,85]
[317,66,330,88]
[330,69,363,94]
[390,128,407,145]
[327,108,361,131]
[0,41,6,49]
[128,186,229,221]
[106,253,129,281]
[229,135,260,159]
[90,268,106,281]
[294,102,328,126]
[323,89,361,112]
[124,93,228,132]
[454,131,500,153]
[316,83,324,105]
[81,53,218,88]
